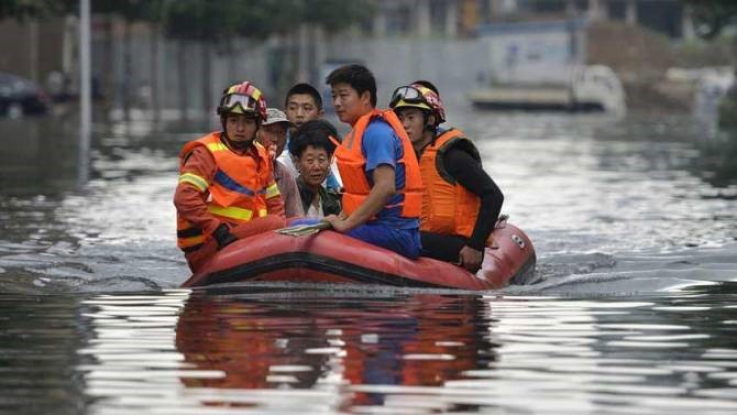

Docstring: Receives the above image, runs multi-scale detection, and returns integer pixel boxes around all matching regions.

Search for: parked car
[0,71,50,118]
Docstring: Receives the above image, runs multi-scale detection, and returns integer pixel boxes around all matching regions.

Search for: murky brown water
[1,111,736,414]
[3,286,736,414]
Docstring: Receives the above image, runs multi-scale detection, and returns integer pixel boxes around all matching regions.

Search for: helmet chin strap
[226,136,253,150]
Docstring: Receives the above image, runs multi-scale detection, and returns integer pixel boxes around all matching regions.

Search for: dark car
[0,72,50,118]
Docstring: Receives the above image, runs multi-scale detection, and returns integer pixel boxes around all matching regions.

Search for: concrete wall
[321,37,488,108]
[95,32,489,116]
[0,18,66,85]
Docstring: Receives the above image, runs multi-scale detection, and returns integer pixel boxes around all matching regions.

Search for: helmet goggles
[389,84,446,124]
[389,86,426,108]
[218,93,259,116]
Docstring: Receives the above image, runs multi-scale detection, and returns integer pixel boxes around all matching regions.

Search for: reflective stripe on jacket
[176,132,278,251]
[334,109,422,219]
[419,128,481,238]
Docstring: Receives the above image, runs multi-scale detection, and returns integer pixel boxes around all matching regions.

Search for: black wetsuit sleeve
[442,147,504,251]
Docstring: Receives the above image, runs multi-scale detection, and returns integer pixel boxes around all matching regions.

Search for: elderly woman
[288,120,342,218]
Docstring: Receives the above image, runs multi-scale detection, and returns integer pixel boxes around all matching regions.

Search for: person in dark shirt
[288,120,342,218]
[389,80,503,273]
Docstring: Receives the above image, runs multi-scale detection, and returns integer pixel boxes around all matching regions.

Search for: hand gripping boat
[181,216,535,290]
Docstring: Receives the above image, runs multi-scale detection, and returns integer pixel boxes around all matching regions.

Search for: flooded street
[1,110,736,414]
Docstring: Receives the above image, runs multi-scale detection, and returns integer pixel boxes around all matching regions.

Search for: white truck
[469,65,626,114]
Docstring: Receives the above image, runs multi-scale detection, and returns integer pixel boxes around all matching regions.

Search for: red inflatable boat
[181,217,535,290]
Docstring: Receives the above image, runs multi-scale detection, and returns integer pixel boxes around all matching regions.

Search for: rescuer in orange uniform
[390,81,504,273]
[174,81,286,272]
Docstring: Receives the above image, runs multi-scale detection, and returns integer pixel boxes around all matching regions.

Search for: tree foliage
[160,0,375,44]
[302,0,375,33]
[685,0,737,39]
[92,0,165,23]
[162,0,248,42]
[1,0,376,41]
[0,0,75,21]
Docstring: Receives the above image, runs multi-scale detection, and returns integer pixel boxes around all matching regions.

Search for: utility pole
[78,0,91,186]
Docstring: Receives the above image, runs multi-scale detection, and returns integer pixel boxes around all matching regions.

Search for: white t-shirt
[305,195,323,219]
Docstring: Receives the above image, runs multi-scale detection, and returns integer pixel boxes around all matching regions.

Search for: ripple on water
[1,115,737,414]
[46,291,736,414]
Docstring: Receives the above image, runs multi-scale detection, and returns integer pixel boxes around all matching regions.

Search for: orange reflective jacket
[419,128,481,238]
[176,132,279,251]
[334,109,422,219]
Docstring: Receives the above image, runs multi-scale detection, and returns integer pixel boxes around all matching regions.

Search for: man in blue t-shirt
[323,64,422,259]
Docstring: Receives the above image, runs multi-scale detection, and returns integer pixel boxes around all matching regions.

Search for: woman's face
[296,145,331,188]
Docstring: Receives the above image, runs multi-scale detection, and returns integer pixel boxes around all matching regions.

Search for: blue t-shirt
[361,119,419,230]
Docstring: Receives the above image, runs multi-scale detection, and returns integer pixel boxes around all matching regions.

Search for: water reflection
[0,118,81,195]
[73,288,737,414]
[0,294,85,415]
[75,288,495,413]
[175,287,493,410]
[0,114,189,198]
[694,130,737,189]
[77,290,193,412]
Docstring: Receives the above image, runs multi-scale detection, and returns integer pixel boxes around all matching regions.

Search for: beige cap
[262,108,292,126]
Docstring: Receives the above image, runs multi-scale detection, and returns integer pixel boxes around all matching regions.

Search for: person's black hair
[412,79,440,96]
[326,64,377,107]
[285,82,323,110]
[288,119,339,158]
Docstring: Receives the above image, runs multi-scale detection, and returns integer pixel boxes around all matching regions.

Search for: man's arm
[173,147,221,236]
[326,164,394,232]
[325,120,398,233]
[264,180,286,218]
[263,156,286,218]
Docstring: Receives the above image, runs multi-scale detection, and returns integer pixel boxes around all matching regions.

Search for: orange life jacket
[419,128,481,238]
[334,109,422,219]
[176,132,279,251]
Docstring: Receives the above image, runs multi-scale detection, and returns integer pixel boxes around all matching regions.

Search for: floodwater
[1,109,736,414]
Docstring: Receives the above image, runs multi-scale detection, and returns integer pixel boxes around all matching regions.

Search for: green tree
[686,0,737,130]
[0,0,74,21]
[303,0,375,33]
[686,0,737,39]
